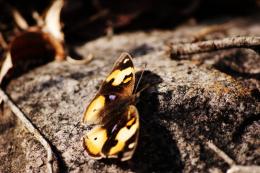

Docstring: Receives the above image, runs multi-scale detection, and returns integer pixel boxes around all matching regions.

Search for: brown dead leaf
[0,1,66,85]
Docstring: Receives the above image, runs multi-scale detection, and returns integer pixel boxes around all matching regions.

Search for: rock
[0,15,259,172]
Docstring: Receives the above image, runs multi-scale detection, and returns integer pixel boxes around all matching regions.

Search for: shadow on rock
[232,113,260,143]
[102,71,183,172]
[213,49,260,80]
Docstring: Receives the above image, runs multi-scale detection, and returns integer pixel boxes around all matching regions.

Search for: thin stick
[168,36,260,58]
[0,88,55,173]
[227,165,260,173]
[206,140,260,173]
[206,141,236,166]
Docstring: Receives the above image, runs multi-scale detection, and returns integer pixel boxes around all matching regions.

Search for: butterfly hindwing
[83,105,139,160]
[82,53,140,161]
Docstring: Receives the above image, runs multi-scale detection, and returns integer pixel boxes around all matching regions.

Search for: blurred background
[0,0,259,45]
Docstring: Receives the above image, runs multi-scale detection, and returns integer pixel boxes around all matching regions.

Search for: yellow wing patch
[83,95,105,124]
[126,117,135,126]
[108,122,138,155]
[123,77,132,84]
[106,67,134,86]
[84,127,108,157]
[108,106,139,155]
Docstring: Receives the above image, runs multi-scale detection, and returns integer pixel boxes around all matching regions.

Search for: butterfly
[82,52,141,161]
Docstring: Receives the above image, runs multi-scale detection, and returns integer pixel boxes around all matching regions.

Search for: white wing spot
[128,143,135,149]
[123,58,129,64]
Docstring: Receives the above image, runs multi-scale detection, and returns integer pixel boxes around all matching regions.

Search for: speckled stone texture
[0,15,259,173]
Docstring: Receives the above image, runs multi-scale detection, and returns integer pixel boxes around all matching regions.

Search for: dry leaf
[0,53,13,84]
[12,8,29,30]
[43,0,64,42]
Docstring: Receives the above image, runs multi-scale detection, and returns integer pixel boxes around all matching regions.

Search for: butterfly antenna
[134,62,147,94]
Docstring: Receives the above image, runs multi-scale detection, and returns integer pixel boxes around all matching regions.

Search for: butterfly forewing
[82,53,135,125]
[100,52,135,97]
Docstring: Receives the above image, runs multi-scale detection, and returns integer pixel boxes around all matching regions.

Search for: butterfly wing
[83,105,139,161]
[82,52,135,125]
[101,52,136,96]
[102,105,139,161]
[83,126,108,159]
[82,53,138,160]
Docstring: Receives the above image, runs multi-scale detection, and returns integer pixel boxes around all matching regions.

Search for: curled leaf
[10,29,64,67]
[0,29,65,85]
[67,53,94,65]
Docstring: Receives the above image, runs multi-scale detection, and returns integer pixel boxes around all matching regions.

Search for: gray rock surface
[0,15,259,172]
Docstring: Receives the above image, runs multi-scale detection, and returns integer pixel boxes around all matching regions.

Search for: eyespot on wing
[83,126,108,158]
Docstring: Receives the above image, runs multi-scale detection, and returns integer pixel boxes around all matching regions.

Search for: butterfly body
[82,53,140,161]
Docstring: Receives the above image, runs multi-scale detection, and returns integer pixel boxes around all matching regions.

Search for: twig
[168,36,260,58]
[227,165,260,173]
[206,141,235,166]
[206,141,260,173]
[0,88,55,173]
